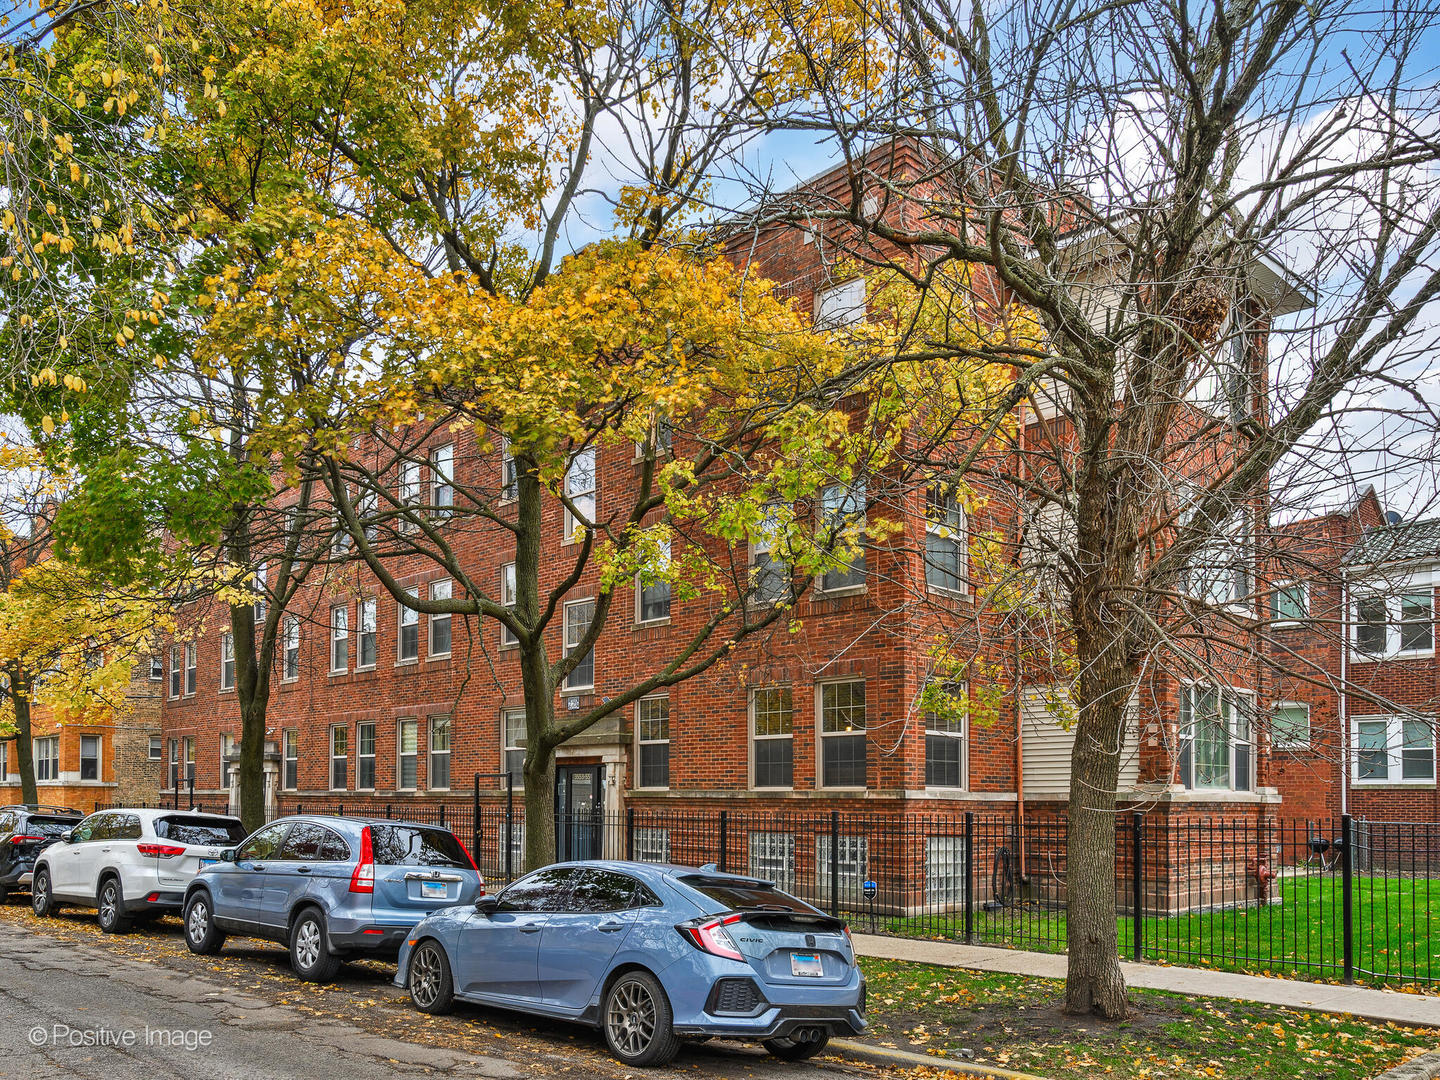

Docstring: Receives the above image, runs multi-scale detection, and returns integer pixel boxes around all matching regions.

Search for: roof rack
[5,803,83,815]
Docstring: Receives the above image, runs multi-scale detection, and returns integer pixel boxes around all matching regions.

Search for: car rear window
[677,875,817,914]
[26,816,79,837]
[368,825,471,869]
[154,816,248,845]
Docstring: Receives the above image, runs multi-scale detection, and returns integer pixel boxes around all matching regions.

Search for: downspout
[1339,566,1348,817]
[1014,399,1026,884]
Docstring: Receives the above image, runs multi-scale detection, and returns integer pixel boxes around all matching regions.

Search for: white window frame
[749,686,794,790]
[184,643,197,696]
[500,562,518,647]
[814,276,866,329]
[1183,511,1253,610]
[329,725,348,791]
[428,715,451,791]
[282,615,300,681]
[1352,587,1434,660]
[219,733,235,791]
[431,443,454,513]
[502,709,526,788]
[356,721,376,790]
[563,447,597,542]
[399,459,423,506]
[1178,683,1255,792]
[397,718,419,790]
[329,603,349,674]
[168,645,182,698]
[499,435,518,502]
[357,598,377,669]
[562,598,595,692]
[816,678,867,789]
[1271,701,1311,750]
[79,734,100,781]
[924,682,969,790]
[397,602,420,663]
[34,736,59,782]
[219,632,235,691]
[635,696,670,790]
[924,483,968,596]
[1270,580,1308,625]
[428,580,452,658]
[282,729,298,790]
[148,656,163,681]
[1353,715,1435,785]
[635,539,671,624]
[148,735,163,761]
[749,503,789,606]
[818,480,867,594]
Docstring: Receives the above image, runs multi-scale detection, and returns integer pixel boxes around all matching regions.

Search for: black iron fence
[107,786,1440,988]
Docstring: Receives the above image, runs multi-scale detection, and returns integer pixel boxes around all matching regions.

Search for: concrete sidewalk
[855,933,1440,1028]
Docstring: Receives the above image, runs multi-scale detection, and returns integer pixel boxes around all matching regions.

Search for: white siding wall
[1021,685,1141,797]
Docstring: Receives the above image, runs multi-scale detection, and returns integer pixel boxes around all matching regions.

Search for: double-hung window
[1272,702,1311,750]
[184,737,196,784]
[34,737,58,781]
[357,598,377,668]
[925,683,968,788]
[429,580,452,657]
[330,726,348,790]
[814,277,866,329]
[564,447,596,540]
[357,487,378,543]
[1354,716,1435,784]
[282,730,298,790]
[1178,685,1254,791]
[924,484,967,594]
[751,687,794,788]
[1183,510,1251,608]
[1271,582,1308,623]
[357,722,376,789]
[500,563,518,647]
[563,599,595,691]
[330,604,348,673]
[183,644,197,695]
[750,504,789,605]
[282,616,300,681]
[1353,588,1434,658]
[636,540,671,623]
[503,709,526,786]
[397,719,419,790]
[431,444,454,514]
[79,735,100,781]
[429,716,451,790]
[398,602,419,662]
[169,645,182,698]
[636,697,670,788]
[500,436,518,501]
[818,680,866,788]
[219,633,235,690]
[819,480,866,592]
[168,739,180,789]
[219,733,235,790]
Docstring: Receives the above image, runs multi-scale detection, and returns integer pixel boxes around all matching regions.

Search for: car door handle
[296,866,312,874]
[598,922,626,933]
[519,926,542,934]
[251,864,266,871]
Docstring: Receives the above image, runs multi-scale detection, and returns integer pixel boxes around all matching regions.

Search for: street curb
[830,1039,1050,1079]
[1375,1051,1440,1080]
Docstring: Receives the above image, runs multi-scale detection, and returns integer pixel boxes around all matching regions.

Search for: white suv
[31,808,246,932]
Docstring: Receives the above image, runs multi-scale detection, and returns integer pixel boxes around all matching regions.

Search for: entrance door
[555,764,603,862]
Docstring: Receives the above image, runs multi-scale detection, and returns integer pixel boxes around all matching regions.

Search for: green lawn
[856,956,1440,1080]
[860,873,1440,986]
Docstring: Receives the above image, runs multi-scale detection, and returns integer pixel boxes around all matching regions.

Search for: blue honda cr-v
[182,815,483,982]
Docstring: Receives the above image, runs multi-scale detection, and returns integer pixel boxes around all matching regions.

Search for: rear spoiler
[730,909,848,933]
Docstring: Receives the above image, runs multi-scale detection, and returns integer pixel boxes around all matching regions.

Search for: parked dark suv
[0,804,83,900]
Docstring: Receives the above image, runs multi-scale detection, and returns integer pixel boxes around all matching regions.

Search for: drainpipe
[1014,399,1026,883]
[1339,566,1348,817]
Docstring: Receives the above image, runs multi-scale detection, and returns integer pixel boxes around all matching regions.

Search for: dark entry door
[555,764,603,861]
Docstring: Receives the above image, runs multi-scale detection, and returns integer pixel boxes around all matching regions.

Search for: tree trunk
[522,745,556,873]
[10,671,37,805]
[232,600,269,833]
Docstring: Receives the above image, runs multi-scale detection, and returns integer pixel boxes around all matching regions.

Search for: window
[398,602,419,662]
[1184,513,1252,607]
[633,827,671,863]
[183,737,196,783]
[747,832,795,891]
[79,735,100,781]
[563,599,595,691]
[330,604,348,673]
[636,539,671,623]
[503,709,526,786]
[357,487,378,543]
[148,735,163,761]
[253,563,268,624]
[219,733,235,790]
[397,719,419,790]
[816,834,868,905]
[1353,589,1434,657]
[429,715,451,790]
[751,687,793,788]
[1354,716,1435,784]
[282,616,300,681]
[925,484,967,593]
[0,743,7,778]
[1178,685,1254,791]
[219,632,235,690]
[330,726,348,790]
[636,697,670,788]
[331,512,352,556]
[168,739,179,789]
[819,680,866,788]
[635,414,673,458]
[750,504,789,605]
[925,684,968,788]
[1272,702,1311,750]
[357,598,376,668]
[149,656,163,681]
[431,443,454,513]
[429,580,452,657]
[399,460,423,507]
[184,644,197,695]
[1271,582,1308,623]
[500,563,518,647]
[169,645,182,698]
[282,730,298,790]
[819,480,866,591]
[34,738,59,781]
[356,722,376,789]
[926,835,966,905]
[500,436,518,501]
[814,277,866,329]
[564,447,596,540]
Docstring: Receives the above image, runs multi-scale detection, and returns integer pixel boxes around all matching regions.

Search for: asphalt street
[0,905,896,1080]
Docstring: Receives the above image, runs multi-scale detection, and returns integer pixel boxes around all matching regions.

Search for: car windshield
[677,875,817,914]
[26,816,79,837]
[154,816,248,845]
[368,825,470,869]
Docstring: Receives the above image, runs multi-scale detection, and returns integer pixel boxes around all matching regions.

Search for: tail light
[9,835,43,845]
[454,841,484,895]
[350,826,375,893]
[137,844,186,858]
[677,913,746,962]
[843,925,854,953]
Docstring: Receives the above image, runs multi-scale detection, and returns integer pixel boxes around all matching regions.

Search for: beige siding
[1021,686,1141,797]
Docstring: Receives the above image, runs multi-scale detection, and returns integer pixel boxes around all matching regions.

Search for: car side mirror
[60,830,74,844]
[474,895,499,916]
[219,848,236,863]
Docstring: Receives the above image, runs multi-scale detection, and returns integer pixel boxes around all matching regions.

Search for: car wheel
[290,910,341,983]
[0,885,9,904]
[30,867,58,917]
[602,970,680,1068]
[97,877,132,934]
[763,1031,831,1061]
[407,940,455,1015]
[183,892,226,955]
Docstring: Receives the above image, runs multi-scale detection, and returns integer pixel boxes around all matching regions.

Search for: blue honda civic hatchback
[395,860,866,1067]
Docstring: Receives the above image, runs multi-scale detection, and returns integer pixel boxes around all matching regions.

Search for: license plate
[198,858,217,869]
[420,881,448,899]
[790,952,823,978]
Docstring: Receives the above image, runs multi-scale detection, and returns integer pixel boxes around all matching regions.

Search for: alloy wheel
[605,978,657,1058]
[100,883,118,926]
[187,900,209,943]
[295,918,322,971]
[411,945,441,1008]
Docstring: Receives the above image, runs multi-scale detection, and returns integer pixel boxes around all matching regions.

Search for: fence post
[964,812,975,945]
[719,810,729,873]
[504,773,515,882]
[1131,811,1144,961]
[187,772,195,811]
[471,774,481,870]
[829,811,841,918]
[438,802,446,826]
[626,805,635,862]
[1341,813,1355,984]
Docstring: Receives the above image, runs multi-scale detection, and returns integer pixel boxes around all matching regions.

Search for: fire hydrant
[1249,857,1277,903]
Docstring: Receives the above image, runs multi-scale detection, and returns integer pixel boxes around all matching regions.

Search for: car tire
[407,940,455,1015]
[289,909,341,983]
[602,970,680,1068]
[183,892,226,955]
[31,867,58,917]
[763,1031,831,1061]
[97,877,132,934]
